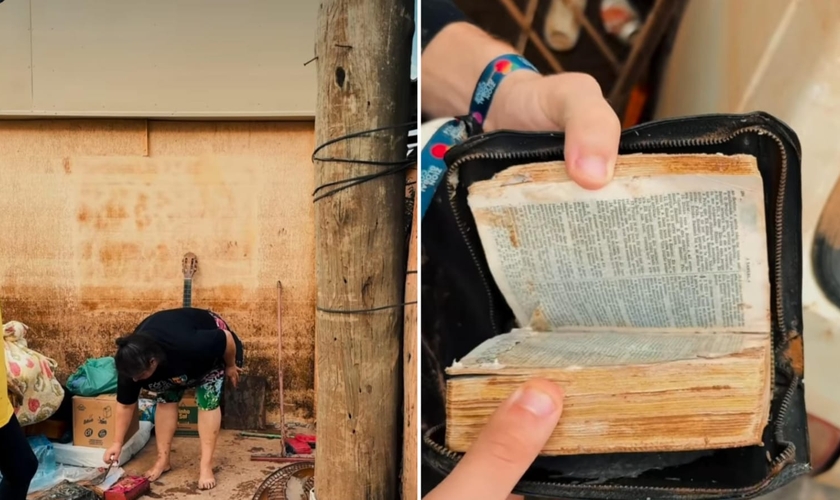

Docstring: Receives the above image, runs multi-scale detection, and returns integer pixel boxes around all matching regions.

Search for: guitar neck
[183,279,192,308]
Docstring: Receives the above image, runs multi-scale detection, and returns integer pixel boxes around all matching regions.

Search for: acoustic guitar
[181,252,198,308]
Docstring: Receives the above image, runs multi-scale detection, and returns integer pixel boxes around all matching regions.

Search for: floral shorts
[148,312,244,411]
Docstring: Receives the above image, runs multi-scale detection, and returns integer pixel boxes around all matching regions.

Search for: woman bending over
[103,307,244,490]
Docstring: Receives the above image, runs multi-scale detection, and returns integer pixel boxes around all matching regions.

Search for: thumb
[426,379,564,500]
[537,73,621,190]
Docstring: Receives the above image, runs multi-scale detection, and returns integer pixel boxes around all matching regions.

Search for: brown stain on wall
[0,120,317,424]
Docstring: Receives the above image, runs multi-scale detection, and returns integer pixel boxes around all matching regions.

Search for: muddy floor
[124,430,304,499]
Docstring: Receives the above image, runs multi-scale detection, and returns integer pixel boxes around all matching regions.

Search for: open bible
[445,154,772,455]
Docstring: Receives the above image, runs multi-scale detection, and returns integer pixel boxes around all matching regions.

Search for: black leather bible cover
[421,112,810,499]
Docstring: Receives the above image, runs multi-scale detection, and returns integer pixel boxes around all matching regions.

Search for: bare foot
[144,457,172,482]
[198,464,216,490]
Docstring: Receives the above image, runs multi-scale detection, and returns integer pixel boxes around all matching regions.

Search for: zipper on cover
[436,125,799,492]
[446,150,555,336]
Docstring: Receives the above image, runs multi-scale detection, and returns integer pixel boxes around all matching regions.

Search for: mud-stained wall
[0,120,316,424]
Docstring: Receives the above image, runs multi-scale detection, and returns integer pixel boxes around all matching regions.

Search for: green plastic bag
[66,357,118,396]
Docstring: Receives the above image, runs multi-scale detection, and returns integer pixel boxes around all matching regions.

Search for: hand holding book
[447,154,772,455]
[424,379,565,500]
[420,21,621,190]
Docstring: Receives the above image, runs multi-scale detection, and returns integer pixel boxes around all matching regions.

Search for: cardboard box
[176,392,199,436]
[72,395,139,449]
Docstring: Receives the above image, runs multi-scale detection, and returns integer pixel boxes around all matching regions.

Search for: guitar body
[181,252,198,308]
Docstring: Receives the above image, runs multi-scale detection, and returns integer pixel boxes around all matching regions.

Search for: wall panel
[0,0,318,117]
[0,0,33,112]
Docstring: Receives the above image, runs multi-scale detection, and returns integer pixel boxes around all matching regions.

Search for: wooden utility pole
[314,1,413,500]
[403,169,418,500]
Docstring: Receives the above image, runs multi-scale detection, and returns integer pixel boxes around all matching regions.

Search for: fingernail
[576,156,608,180]
[512,386,557,417]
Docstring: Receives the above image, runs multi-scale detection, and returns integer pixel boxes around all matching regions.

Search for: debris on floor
[32,482,98,500]
[102,475,151,500]
[251,461,314,500]
[285,435,313,455]
[245,424,316,465]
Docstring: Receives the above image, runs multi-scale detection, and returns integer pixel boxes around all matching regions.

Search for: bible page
[466,154,771,333]
[448,329,763,373]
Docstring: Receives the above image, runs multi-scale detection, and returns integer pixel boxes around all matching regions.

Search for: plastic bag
[27,464,103,494]
[0,435,79,494]
[0,435,116,494]
[5,321,65,426]
[53,422,154,468]
[67,357,118,396]
[138,398,156,422]
[26,435,60,491]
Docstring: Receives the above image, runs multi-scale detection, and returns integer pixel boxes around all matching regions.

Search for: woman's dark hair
[114,333,165,379]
